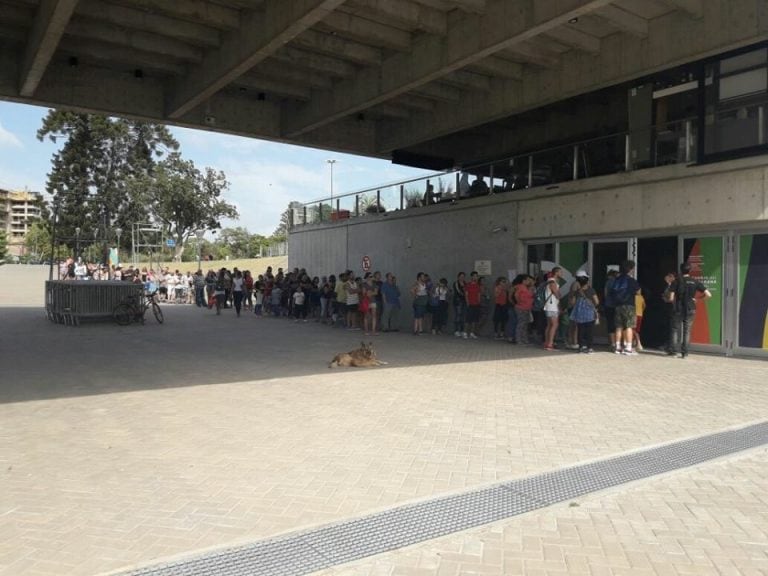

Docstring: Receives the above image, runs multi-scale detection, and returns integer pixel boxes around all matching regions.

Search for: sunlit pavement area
[1,265,767,576]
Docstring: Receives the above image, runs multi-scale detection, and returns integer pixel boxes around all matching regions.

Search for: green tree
[0,230,7,262]
[24,221,51,260]
[218,227,252,258]
[37,110,178,256]
[150,153,238,261]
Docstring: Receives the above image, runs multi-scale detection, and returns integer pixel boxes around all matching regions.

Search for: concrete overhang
[0,0,766,165]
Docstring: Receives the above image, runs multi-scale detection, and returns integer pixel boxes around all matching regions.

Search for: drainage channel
[122,421,768,576]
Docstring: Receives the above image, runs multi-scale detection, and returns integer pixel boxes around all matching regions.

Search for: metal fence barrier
[45,281,144,326]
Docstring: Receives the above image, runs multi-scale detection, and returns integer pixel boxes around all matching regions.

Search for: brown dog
[328,342,388,368]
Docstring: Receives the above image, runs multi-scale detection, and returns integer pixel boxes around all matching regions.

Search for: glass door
[589,238,636,300]
[679,235,725,351]
[735,232,768,356]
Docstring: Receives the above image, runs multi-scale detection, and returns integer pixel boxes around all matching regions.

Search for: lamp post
[115,227,122,267]
[196,229,205,270]
[327,159,337,212]
[48,199,59,281]
[75,226,81,259]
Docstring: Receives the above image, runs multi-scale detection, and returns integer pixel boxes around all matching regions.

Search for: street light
[115,227,122,267]
[75,226,81,259]
[195,229,205,270]
[327,159,337,212]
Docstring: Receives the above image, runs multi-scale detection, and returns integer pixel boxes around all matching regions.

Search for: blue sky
[0,101,432,236]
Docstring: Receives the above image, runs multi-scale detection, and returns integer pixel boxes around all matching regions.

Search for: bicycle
[113,289,164,326]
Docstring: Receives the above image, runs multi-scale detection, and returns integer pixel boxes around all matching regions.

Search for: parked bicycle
[113,289,164,326]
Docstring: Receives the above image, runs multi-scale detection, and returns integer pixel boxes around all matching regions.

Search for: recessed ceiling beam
[468,56,523,79]
[107,0,241,30]
[66,17,204,63]
[320,11,412,51]
[657,0,704,19]
[544,26,600,54]
[269,46,357,78]
[500,43,561,69]
[285,0,613,137]
[292,29,382,66]
[595,5,648,37]
[58,38,188,76]
[344,0,447,35]
[167,0,346,119]
[75,0,220,47]
[19,0,79,96]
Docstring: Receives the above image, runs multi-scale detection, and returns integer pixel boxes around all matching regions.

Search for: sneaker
[614,348,622,354]
[622,349,638,356]
[454,331,461,337]
[469,333,477,339]
[544,344,555,351]
[586,348,595,354]
[462,332,468,339]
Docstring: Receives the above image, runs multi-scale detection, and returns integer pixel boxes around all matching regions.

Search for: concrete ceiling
[0,0,766,166]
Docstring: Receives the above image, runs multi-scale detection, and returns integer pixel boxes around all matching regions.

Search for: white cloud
[0,121,23,148]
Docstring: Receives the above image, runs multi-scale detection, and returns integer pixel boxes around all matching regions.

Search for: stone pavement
[0,265,767,576]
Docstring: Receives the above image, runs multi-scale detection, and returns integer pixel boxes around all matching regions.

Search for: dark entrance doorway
[637,237,678,349]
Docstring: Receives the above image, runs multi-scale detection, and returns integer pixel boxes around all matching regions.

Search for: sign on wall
[474,260,492,276]
[362,255,371,272]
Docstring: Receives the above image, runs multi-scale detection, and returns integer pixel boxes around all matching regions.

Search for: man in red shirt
[464,271,482,339]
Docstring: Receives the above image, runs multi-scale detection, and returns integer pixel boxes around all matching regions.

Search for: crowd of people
[59,255,710,357]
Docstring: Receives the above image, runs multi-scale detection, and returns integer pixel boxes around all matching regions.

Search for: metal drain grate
[123,421,768,576]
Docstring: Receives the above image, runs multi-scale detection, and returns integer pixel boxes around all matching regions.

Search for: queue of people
[60,255,711,356]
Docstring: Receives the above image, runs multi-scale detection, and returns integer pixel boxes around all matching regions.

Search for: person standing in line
[334,272,348,327]
[666,262,712,358]
[193,269,206,307]
[492,277,509,340]
[231,269,245,317]
[345,273,360,330]
[609,260,641,355]
[373,271,385,328]
[380,273,401,332]
[514,275,535,345]
[253,278,264,316]
[213,269,227,315]
[464,271,482,339]
[453,272,467,338]
[243,270,254,311]
[569,271,599,354]
[411,272,429,335]
[432,278,450,335]
[633,287,646,352]
[661,271,677,353]
[543,267,563,351]
[361,272,378,335]
[293,285,307,321]
[603,269,618,349]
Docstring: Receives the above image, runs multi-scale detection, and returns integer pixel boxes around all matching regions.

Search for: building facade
[291,41,768,358]
[1,189,43,258]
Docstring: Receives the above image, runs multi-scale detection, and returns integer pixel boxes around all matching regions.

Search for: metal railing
[295,119,700,228]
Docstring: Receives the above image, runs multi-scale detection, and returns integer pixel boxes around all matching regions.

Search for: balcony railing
[294,119,700,228]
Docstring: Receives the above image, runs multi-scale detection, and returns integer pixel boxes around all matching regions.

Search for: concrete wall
[289,156,768,329]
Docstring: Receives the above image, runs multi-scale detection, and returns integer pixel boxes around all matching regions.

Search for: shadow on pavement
[0,305,563,404]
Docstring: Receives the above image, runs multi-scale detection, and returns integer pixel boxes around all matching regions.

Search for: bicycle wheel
[113,303,132,326]
[152,301,164,324]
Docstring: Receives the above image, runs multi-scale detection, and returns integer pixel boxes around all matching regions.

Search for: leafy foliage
[0,230,7,262]
[37,111,178,252]
[149,153,238,260]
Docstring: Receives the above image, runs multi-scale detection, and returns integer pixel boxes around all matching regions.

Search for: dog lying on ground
[328,342,388,368]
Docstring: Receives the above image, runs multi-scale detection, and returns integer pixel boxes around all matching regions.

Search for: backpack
[532,283,550,311]
[608,275,630,306]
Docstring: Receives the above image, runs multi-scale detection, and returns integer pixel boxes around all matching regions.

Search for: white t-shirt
[232,277,244,292]
[544,279,560,312]
[293,290,306,306]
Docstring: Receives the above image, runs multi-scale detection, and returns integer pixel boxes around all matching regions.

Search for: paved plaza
[0,265,766,576]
